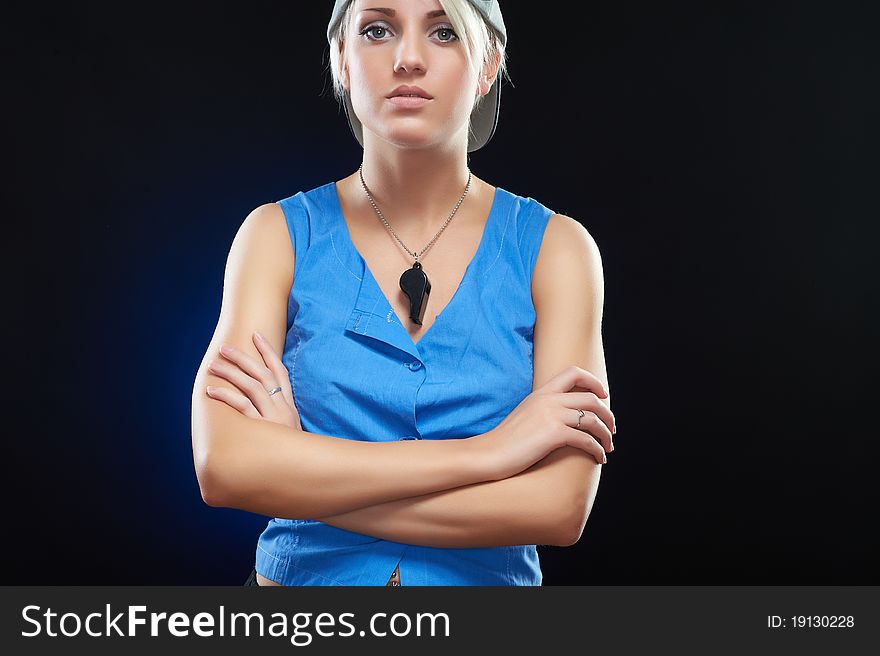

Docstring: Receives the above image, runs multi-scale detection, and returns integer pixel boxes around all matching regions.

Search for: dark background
[4,0,877,584]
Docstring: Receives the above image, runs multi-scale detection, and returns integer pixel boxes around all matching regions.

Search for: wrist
[465,429,502,482]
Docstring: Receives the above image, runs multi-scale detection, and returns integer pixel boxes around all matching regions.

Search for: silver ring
[576,409,586,428]
[267,385,283,397]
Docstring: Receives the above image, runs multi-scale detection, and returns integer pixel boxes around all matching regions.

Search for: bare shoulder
[540,212,600,258]
[530,213,608,395]
[206,200,297,354]
[532,213,603,307]
[228,202,295,296]
[235,202,291,252]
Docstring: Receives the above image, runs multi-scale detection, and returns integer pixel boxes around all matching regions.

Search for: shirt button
[406,361,423,371]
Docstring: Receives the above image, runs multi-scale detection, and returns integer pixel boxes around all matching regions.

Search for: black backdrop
[4,1,877,584]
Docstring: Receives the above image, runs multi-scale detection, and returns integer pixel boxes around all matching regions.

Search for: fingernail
[220,345,233,356]
[206,386,217,394]
[255,331,265,341]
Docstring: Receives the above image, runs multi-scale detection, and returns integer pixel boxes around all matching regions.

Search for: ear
[339,42,351,91]
[477,50,502,96]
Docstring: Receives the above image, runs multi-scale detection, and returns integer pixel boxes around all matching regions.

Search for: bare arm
[191,204,498,519]
[315,445,593,547]
[198,401,495,519]
[312,214,610,547]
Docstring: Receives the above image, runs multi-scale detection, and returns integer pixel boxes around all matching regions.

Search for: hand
[480,365,616,480]
[205,331,302,430]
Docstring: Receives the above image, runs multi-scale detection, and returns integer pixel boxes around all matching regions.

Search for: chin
[382,130,443,150]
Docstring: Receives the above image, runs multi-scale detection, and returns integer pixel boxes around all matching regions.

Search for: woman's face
[341,0,484,149]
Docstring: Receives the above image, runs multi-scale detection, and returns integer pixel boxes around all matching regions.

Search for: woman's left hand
[205,331,302,431]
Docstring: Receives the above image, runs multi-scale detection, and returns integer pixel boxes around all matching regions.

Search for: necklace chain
[358,163,473,262]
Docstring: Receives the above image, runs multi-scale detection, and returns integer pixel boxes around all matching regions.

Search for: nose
[393,29,427,75]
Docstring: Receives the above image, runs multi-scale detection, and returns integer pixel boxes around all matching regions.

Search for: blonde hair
[327,0,510,115]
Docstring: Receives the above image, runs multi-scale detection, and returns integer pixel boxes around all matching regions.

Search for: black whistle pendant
[399,261,431,325]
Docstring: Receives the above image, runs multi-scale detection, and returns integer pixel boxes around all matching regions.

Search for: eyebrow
[360,8,448,18]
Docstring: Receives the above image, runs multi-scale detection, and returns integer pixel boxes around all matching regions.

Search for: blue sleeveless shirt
[254,181,555,586]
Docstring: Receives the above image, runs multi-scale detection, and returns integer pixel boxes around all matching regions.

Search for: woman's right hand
[477,366,616,481]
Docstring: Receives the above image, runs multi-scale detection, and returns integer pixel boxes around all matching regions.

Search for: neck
[357,144,474,231]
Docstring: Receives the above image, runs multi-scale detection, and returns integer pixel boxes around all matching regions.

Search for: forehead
[353,1,447,18]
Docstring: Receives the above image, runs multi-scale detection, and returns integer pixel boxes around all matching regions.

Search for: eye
[433,26,459,42]
[359,22,460,43]
[360,23,391,41]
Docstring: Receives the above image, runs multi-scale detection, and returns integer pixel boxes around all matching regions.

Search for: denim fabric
[254,181,554,586]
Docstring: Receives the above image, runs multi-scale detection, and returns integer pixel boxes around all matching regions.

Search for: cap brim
[467,78,502,152]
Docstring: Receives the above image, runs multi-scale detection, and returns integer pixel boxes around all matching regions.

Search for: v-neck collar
[327,180,508,361]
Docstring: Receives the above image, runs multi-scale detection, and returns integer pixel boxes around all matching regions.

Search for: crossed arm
[314,214,609,548]
[194,206,608,549]
[315,442,601,548]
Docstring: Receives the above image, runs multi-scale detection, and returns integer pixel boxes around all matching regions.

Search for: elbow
[192,388,241,508]
[200,463,229,508]
[195,446,231,508]
[192,412,237,508]
[556,515,586,548]
[200,485,224,509]
[551,496,590,547]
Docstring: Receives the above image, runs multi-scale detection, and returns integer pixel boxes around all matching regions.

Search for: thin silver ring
[267,385,283,397]
[576,408,586,428]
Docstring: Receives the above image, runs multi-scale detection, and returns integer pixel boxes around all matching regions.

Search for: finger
[562,425,607,465]
[560,404,614,454]
[208,359,277,417]
[570,384,613,410]
[558,391,616,435]
[543,365,609,399]
[252,331,295,409]
[217,344,279,403]
[205,386,261,419]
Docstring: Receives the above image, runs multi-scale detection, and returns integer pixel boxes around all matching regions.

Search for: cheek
[427,57,469,90]
[347,58,384,96]
[449,72,481,110]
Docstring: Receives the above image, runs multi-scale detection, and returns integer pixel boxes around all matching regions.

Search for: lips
[387,95,432,108]
[387,85,433,99]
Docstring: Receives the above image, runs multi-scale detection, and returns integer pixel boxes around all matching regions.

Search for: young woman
[191,0,615,587]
